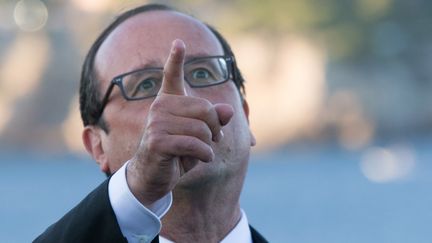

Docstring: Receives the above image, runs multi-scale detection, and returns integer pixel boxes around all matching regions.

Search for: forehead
[95,10,224,85]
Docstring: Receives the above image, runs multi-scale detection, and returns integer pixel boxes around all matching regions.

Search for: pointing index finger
[160,39,186,96]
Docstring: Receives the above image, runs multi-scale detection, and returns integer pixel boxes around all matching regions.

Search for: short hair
[79,3,245,132]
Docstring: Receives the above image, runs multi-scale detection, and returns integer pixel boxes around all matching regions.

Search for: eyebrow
[185,53,223,61]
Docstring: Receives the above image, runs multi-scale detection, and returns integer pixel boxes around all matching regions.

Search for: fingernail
[171,39,184,54]
[210,150,215,161]
[171,41,178,54]
[214,130,224,143]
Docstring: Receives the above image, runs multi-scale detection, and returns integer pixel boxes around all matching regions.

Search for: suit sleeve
[33,179,128,243]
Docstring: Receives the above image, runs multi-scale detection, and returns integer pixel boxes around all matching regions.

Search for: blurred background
[1,0,431,242]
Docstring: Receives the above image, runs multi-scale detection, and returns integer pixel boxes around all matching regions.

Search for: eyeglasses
[95,55,235,122]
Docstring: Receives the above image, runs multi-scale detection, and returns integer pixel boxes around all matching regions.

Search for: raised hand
[126,39,234,206]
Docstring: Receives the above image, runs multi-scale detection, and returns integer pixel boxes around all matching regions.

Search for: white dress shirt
[108,161,252,243]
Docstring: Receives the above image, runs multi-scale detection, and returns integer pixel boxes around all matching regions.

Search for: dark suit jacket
[34,180,268,243]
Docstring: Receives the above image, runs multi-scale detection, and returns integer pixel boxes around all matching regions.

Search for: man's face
[91,10,255,185]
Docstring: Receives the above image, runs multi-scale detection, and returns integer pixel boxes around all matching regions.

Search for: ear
[242,99,256,146]
[82,126,110,174]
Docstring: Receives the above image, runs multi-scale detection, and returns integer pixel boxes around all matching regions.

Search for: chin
[176,161,225,190]
[175,153,248,192]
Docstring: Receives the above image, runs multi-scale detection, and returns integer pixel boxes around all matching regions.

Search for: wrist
[126,159,156,207]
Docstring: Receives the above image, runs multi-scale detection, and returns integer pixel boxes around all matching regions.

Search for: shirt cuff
[108,161,172,243]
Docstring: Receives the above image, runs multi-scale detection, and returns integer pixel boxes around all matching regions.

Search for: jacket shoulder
[33,179,127,243]
[250,225,269,243]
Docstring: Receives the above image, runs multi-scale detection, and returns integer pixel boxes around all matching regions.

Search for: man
[35,3,267,243]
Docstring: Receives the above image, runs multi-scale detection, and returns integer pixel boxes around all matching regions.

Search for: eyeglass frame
[94,55,237,123]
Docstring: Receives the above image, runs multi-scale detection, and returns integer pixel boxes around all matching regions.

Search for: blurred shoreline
[1,136,432,243]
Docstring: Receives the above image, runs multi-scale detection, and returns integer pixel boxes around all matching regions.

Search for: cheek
[105,98,153,133]
[109,106,149,144]
[104,120,144,170]
[188,82,242,105]
[104,101,152,165]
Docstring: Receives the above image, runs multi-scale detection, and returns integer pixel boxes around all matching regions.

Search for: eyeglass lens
[121,57,229,99]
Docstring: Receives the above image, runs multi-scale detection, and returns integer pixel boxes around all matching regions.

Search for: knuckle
[146,113,164,130]
[145,133,164,152]
[195,99,214,118]
[180,137,199,153]
[150,98,165,111]
[192,122,212,144]
[179,137,212,161]
[199,97,213,108]
[145,120,159,134]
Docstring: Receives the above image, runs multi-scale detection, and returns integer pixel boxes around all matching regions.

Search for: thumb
[159,39,186,96]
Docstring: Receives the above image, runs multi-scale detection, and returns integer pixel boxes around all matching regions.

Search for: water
[1,139,431,243]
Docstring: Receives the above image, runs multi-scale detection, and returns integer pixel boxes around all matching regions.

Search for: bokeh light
[13,0,48,32]
[360,145,416,183]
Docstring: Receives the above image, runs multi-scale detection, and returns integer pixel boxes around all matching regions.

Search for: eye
[138,79,156,90]
[184,58,225,86]
[131,78,158,97]
[192,68,210,80]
